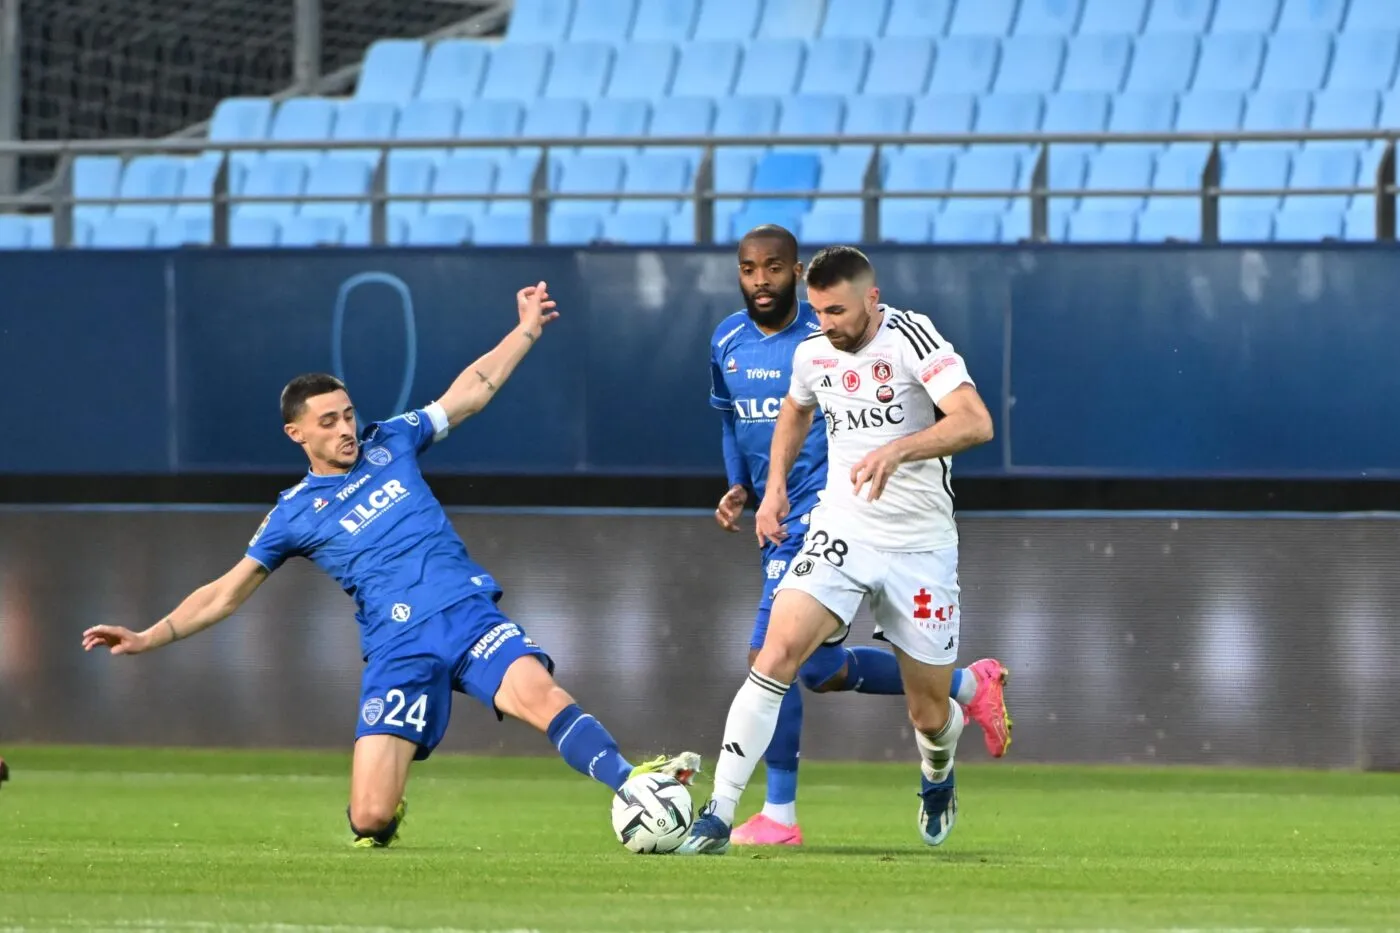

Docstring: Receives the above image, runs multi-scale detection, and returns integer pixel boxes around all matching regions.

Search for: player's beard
[743,280,798,331]
[827,308,872,352]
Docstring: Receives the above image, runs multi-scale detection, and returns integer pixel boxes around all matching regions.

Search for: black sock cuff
[748,667,789,697]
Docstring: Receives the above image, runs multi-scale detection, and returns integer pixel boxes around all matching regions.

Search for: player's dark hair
[804,245,874,290]
[738,224,799,263]
[280,372,346,424]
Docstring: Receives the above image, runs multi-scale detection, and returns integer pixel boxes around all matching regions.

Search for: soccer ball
[610,772,694,854]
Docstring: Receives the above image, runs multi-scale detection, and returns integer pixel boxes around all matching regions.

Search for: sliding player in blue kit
[82,281,699,848]
[708,226,1012,846]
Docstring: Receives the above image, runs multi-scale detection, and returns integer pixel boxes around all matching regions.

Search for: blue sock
[844,646,905,695]
[547,704,633,792]
[764,682,803,806]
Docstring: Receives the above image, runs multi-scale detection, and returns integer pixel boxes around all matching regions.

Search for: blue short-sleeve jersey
[709,303,828,518]
[245,402,499,661]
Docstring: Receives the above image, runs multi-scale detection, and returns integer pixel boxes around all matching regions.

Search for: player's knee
[348,796,399,834]
[907,695,952,736]
[753,641,804,684]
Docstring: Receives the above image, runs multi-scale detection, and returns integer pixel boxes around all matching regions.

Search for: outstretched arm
[81,557,269,656]
[435,281,560,428]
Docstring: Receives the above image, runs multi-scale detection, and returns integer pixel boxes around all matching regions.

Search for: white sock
[710,669,790,825]
[914,699,965,783]
[761,801,797,826]
[953,667,978,706]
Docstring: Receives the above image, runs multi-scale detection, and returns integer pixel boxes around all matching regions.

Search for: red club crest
[842,370,860,392]
[873,360,893,382]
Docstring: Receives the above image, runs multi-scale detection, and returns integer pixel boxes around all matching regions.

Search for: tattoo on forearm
[522,330,537,343]
[475,370,498,392]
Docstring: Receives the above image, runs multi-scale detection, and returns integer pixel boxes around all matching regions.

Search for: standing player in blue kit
[82,281,700,848]
[708,226,1011,846]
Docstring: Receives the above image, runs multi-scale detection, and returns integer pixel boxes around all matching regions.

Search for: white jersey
[789,304,975,552]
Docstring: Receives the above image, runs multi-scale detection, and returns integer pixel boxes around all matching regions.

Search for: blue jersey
[245,403,498,661]
[708,302,828,518]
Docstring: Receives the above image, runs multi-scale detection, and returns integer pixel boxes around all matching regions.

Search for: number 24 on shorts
[384,689,428,732]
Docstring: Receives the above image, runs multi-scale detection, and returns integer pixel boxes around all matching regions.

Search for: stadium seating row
[345,32,1400,105]
[491,0,1400,45]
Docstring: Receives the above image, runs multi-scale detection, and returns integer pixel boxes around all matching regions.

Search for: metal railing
[0,128,1395,247]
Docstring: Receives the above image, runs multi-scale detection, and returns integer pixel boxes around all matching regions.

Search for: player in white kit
[679,246,995,853]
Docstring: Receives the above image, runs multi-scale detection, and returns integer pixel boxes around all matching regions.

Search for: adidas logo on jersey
[338,479,410,535]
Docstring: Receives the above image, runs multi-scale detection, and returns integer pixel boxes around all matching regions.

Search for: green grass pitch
[0,746,1396,932]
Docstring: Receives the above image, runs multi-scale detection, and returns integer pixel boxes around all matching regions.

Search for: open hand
[715,484,747,532]
[81,625,150,656]
[517,281,560,335]
[851,444,905,502]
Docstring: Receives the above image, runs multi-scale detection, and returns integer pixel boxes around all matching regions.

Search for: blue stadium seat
[759,0,825,38]
[551,154,625,215]
[948,0,1018,35]
[88,216,156,248]
[1109,92,1178,135]
[491,153,547,215]
[520,99,588,151]
[27,216,53,248]
[386,156,435,219]
[1210,0,1281,31]
[1220,148,1292,212]
[548,212,604,245]
[1308,90,1379,132]
[1067,208,1137,242]
[1219,206,1276,241]
[881,149,953,229]
[332,101,398,164]
[1274,208,1345,240]
[568,0,637,41]
[1125,35,1199,94]
[714,96,782,140]
[1083,148,1157,211]
[234,157,307,219]
[355,40,425,103]
[479,43,551,100]
[72,218,95,247]
[543,43,614,99]
[601,213,669,243]
[407,213,472,246]
[882,207,934,243]
[425,155,495,216]
[1278,0,1347,30]
[585,99,651,154]
[1241,90,1312,136]
[744,152,820,212]
[1325,33,1400,91]
[172,157,244,220]
[1344,202,1377,240]
[618,152,691,213]
[340,213,410,247]
[1257,32,1332,92]
[844,94,912,139]
[863,39,934,95]
[934,211,1000,243]
[883,0,953,37]
[647,97,715,163]
[417,40,490,102]
[1285,148,1359,211]
[1192,34,1264,91]
[630,0,699,40]
[946,148,1022,212]
[1175,91,1245,132]
[473,213,532,245]
[1014,0,1085,35]
[821,0,892,38]
[928,37,1001,94]
[1136,207,1200,240]
[1149,145,1209,210]
[975,93,1044,136]
[505,0,574,41]
[671,40,741,97]
[800,205,864,244]
[692,0,761,40]
[812,149,872,212]
[1042,150,1089,215]
[300,157,372,221]
[269,98,338,162]
[1145,0,1216,33]
[734,39,806,96]
[775,95,845,151]
[206,98,273,167]
[154,216,212,247]
[606,43,678,98]
[1043,91,1111,134]
[908,94,978,141]
[457,100,524,160]
[1077,0,1148,34]
[393,100,460,164]
[994,36,1066,93]
[1345,0,1400,31]
[0,215,30,248]
[799,38,870,95]
[712,151,755,232]
[279,215,344,247]
[113,156,185,221]
[1058,35,1132,93]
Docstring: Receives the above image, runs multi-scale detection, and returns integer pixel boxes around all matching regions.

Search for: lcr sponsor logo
[339,479,410,534]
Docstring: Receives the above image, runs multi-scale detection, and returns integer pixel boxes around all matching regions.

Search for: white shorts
[774,524,961,666]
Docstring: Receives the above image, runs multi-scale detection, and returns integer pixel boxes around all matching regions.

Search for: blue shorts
[356,592,554,760]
